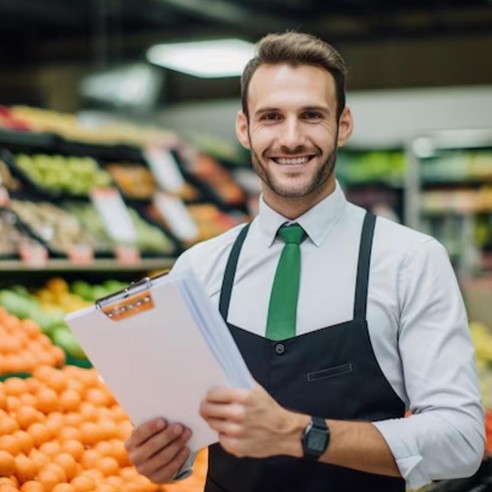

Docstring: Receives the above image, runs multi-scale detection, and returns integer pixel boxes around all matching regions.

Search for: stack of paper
[65,270,254,452]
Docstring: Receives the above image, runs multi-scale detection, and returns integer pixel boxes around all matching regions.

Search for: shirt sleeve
[373,238,485,491]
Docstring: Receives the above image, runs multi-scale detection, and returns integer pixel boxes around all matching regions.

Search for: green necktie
[266,224,306,340]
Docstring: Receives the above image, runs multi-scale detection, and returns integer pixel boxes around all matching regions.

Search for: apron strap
[219,222,251,321]
[354,212,376,320]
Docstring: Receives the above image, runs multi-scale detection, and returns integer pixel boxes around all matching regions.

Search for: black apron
[205,212,406,492]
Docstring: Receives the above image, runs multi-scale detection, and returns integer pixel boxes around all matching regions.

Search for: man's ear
[235,111,251,150]
[337,107,354,148]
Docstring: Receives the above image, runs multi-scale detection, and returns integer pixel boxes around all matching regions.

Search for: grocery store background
[0,1,492,491]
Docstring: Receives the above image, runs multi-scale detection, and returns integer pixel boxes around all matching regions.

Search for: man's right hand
[125,418,192,484]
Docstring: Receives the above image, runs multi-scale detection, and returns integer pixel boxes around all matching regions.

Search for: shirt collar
[258,181,348,247]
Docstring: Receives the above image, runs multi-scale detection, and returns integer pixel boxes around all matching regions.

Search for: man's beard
[250,144,338,200]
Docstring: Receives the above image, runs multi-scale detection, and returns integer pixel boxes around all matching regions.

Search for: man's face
[236,63,352,209]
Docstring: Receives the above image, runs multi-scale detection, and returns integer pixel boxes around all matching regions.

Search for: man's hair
[241,31,347,121]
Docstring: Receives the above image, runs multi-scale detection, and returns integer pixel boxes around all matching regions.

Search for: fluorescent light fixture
[147,39,255,78]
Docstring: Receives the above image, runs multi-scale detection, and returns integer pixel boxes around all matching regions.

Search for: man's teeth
[274,156,310,165]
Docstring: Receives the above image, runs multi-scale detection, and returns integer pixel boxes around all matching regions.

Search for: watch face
[309,429,328,452]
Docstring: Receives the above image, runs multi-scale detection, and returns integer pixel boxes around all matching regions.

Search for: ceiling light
[146,39,255,78]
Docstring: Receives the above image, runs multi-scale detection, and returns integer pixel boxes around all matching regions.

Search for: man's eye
[261,113,280,121]
[303,111,322,120]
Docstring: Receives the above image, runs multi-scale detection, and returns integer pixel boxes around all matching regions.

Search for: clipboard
[65,270,254,452]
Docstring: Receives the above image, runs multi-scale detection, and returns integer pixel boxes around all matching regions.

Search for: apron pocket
[307,363,353,382]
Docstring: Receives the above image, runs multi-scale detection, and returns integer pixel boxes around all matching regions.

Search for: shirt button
[274,343,285,355]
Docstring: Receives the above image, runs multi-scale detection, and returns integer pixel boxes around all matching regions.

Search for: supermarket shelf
[0,258,175,272]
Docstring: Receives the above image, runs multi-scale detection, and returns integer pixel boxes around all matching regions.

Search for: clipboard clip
[96,277,155,321]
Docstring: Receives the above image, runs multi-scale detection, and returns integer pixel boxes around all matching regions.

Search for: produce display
[104,163,156,200]
[0,364,178,491]
[182,153,246,207]
[0,211,44,258]
[0,308,64,375]
[0,158,23,192]
[66,202,176,254]
[9,200,100,256]
[14,154,112,197]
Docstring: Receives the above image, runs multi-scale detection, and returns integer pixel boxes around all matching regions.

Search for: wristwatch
[301,416,330,460]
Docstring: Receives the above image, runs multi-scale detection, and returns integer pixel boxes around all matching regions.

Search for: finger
[201,402,245,422]
[148,446,191,484]
[129,424,189,465]
[206,386,249,403]
[207,418,243,437]
[136,428,192,478]
[125,418,166,450]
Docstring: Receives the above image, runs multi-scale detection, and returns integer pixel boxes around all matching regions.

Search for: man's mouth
[270,155,314,165]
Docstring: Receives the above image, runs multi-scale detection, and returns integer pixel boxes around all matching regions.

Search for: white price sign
[153,192,199,243]
[145,147,185,193]
[91,188,137,244]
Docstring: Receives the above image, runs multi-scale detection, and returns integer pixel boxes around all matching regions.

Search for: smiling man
[125,32,485,492]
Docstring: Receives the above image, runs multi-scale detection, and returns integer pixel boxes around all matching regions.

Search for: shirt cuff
[172,451,196,482]
[372,420,428,491]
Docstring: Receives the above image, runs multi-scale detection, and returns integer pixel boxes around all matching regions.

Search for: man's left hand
[199,383,306,458]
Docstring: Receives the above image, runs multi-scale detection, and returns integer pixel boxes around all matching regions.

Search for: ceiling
[1,0,491,67]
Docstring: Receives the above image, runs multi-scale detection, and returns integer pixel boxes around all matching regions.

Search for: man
[125,31,485,491]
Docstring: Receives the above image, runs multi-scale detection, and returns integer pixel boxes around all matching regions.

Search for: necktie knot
[278,224,305,245]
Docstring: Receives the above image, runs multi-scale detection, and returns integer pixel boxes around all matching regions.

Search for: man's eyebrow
[254,107,281,116]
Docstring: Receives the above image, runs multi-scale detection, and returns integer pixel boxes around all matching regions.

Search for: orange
[52,484,76,492]
[64,413,82,428]
[106,440,130,468]
[109,406,128,422]
[26,423,51,448]
[13,431,34,455]
[70,475,95,492]
[0,388,7,411]
[79,423,100,446]
[28,450,49,471]
[59,390,81,413]
[21,319,41,338]
[0,435,21,456]
[84,389,109,408]
[53,454,77,482]
[78,404,97,423]
[19,393,37,408]
[0,450,15,476]
[97,420,117,441]
[41,463,67,484]
[25,379,41,394]
[65,379,84,395]
[20,481,46,492]
[79,469,103,485]
[3,378,28,397]
[117,421,133,441]
[81,450,101,470]
[35,388,60,414]
[38,441,61,459]
[94,484,118,492]
[94,457,119,477]
[5,396,21,413]
[36,469,61,491]
[60,441,84,463]
[0,415,19,436]
[15,407,43,430]
[58,427,82,443]
[14,453,37,483]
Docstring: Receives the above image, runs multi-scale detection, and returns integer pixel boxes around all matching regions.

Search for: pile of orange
[0,364,208,491]
[0,308,64,375]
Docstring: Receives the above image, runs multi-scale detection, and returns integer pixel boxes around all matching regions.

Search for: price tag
[19,243,49,267]
[115,245,141,265]
[0,186,10,207]
[153,192,199,243]
[145,146,185,193]
[68,245,94,265]
[91,188,137,244]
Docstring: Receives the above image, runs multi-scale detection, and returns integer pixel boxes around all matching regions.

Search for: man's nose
[278,117,306,150]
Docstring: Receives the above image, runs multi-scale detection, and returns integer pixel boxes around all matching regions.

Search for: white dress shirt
[172,182,485,490]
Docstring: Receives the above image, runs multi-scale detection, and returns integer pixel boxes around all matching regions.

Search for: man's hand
[125,418,192,484]
[200,383,307,459]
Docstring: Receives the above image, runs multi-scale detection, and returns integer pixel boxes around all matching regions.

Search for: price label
[115,245,141,265]
[19,243,49,267]
[145,146,185,193]
[0,186,10,207]
[153,192,199,243]
[91,188,137,244]
[68,245,94,265]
